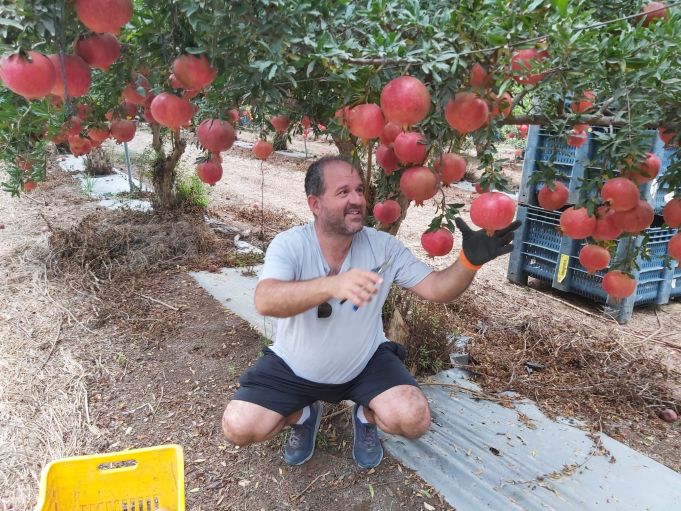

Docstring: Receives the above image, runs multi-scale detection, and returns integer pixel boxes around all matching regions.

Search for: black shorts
[233,341,419,416]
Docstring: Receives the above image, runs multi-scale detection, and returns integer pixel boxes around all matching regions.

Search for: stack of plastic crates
[509,125,679,324]
[35,444,185,511]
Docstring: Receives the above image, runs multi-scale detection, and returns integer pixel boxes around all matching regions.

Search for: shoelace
[288,425,307,448]
[358,423,379,450]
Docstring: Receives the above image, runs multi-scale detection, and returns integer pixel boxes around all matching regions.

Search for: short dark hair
[304,156,352,197]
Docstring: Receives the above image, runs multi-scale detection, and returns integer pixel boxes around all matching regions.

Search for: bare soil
[1,127,679,511]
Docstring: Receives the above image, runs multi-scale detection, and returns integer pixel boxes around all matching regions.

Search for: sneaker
[283,401,324,466]
[352,404,383,469]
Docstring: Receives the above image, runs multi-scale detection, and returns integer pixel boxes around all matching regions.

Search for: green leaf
[553,0,569,16]
[0,17,23,30]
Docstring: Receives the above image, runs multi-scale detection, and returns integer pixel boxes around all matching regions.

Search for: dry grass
[0,235,100,509]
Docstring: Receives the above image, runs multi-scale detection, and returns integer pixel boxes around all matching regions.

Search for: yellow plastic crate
[36,444,185,511]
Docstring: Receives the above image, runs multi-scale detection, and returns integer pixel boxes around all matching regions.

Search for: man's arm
[255,269,383,318]
[408,218,521,303]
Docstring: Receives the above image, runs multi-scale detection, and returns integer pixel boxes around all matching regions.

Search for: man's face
[310,161,366,236]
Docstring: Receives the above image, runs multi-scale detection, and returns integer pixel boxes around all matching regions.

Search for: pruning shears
[341,256,394,310]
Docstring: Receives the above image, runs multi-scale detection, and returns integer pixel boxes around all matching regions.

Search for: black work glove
[454,217,522,267]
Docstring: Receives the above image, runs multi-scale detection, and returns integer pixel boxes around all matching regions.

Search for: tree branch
[501,113,656,128]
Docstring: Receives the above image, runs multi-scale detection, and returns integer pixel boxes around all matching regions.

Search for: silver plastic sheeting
[380,368,681,511]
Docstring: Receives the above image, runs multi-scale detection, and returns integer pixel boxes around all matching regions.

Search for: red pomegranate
[560,207,596,239]
[65,116,82,136]
[110,119,136,143]
[602,271,636,299]
[23,180,38,192]
[253,140,274,160]
[301,115,312,130]
[567,129,587,148]
[640,2,669,26]
[0,51,56,99]
[393,131,428,165]
[88,127,110,142]
[601,177,640,212]
[669,233,681,261]
[68,135,92,157]
[469,63,492,89]
[489,91,512,118]
[334,106,351,127]
[445,92,489,134]
[373,200,402,224]
[573,123,588,132]
[48,54,91,98]
[75,0,132,33]
[579,244,611,274]
[470,192,516,235]
[592,206,623,241]
[122,84,146,105]
[379,76,431,127]
[197,119,235,153]
[518,124,529,138]
[380,122,403,147]
[347,104,384,142]
[182,88,200,100]
[421,228,454,257]
[376,145,400,175]
[228,108,241,124]
[75,33,120,71]
[659,127,678,147]
[434,153,466,185]
[623,153,661,185]
[612,200,654,234]
[149,93,194,130]
[571,91,596,114]
[511,48,549,85]
[663,198,681,228]
[474,181,489,194]
[143,107,156,124]
[270,115,290,132]
[537,181,569,211]
[197,161,223,186]
[172,53,217,91]
[399,166,438,205]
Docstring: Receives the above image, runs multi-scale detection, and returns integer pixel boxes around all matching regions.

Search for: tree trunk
[85,147,112,175]
[273,131,287,151]
[151,128,185,210]
[330,131,355,160]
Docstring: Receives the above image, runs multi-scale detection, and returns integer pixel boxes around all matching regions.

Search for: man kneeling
[222,156,518,468]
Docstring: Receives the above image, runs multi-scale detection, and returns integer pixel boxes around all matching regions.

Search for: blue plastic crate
[507,204,676,323]
[519,126,677,213]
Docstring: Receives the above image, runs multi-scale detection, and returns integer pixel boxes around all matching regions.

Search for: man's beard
[319,205,365,236]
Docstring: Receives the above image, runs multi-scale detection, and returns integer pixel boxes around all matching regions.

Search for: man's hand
[328,269,383,308]
[455,217,522,267]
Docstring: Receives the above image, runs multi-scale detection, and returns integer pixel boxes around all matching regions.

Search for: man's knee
[394,399,431,438]
[371,386,431,438]
[222,401,283,446]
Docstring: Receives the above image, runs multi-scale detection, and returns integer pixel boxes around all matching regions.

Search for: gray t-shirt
[260,222,432,384]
